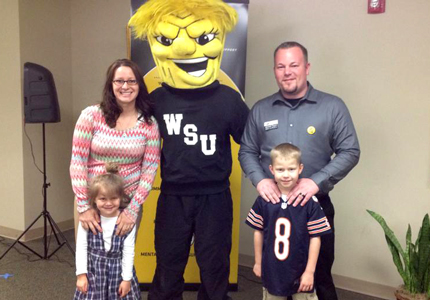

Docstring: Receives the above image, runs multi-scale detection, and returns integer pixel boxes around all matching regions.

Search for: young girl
[74,163,141,300]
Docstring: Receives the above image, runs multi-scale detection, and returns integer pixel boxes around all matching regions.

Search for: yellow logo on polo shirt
[307,126,316,135]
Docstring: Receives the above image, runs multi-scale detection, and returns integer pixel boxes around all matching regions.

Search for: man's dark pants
[148,190,233,300]
[315,194,337,300]
[286,194,337,300]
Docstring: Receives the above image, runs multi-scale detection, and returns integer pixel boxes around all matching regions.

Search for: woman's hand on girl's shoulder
[115,212,135,236]
[79,208,102,234]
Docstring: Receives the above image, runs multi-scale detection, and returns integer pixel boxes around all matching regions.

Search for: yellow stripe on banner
[134,68,242,285]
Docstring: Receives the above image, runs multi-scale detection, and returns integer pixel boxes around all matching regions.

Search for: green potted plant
[367,210,430,300]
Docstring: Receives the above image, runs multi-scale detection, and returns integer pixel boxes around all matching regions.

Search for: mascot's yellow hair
[128,0,238,40]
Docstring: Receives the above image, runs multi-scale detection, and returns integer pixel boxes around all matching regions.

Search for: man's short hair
[274,41,308,63]
[270,143,302,165]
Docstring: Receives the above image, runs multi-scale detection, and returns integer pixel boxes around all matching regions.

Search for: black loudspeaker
[24,62,61,123]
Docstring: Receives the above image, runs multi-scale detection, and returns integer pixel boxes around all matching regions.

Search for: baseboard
[333,274,396,300]
[0,219,74,242]
[239,254,396,300]
[239,253,255,268]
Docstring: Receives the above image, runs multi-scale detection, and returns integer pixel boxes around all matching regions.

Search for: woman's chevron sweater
[70,105,160,221]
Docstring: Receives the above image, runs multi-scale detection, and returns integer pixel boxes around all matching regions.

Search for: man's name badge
[264,120,278,131]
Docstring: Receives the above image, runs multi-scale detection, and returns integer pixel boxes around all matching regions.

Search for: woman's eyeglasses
[112,79,138,86]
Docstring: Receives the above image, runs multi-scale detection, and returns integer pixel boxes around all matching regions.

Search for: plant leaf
[367,210,430,295]
[406,225,413,291]
[367,210,408,285]
[417,214,430,292]
[385,233,409,285]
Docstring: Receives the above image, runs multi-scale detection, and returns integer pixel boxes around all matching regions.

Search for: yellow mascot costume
[129,0,249,299]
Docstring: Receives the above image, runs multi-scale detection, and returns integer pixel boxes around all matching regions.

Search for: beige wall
[239,0,430,299]
[0,0,75,238]
[19,0,74,233]
[0,0,130,237]
[71,0,130,115]
[0,0,25,231]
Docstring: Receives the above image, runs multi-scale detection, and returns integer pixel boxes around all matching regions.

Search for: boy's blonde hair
[270,143,302,165]
[128,0,238,40]
[88,162,130,211]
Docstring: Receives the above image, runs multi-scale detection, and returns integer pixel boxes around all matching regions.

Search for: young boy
[246,143,332,300]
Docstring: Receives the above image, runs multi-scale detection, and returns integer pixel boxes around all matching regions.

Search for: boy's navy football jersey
[246,195,332,297]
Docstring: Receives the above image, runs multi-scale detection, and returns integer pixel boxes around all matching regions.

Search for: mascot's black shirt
[151,80,249,195]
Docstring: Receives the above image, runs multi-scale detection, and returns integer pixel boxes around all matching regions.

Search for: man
[239,41,360,300]
[129,1,249,299]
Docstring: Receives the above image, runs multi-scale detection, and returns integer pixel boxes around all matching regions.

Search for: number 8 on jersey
[274,217,291,260]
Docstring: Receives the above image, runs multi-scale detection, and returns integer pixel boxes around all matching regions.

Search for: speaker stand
[0,123,75,260]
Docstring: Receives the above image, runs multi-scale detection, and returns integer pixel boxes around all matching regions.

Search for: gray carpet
[0,229,386,300]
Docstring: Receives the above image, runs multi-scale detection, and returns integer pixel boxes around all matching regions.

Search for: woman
[70,59,160,236]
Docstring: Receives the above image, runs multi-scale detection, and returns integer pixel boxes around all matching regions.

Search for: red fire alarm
[368,0,386,14]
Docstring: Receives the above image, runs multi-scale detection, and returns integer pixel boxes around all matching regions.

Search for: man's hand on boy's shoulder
[257,178,281,204]
[287,178,319,207]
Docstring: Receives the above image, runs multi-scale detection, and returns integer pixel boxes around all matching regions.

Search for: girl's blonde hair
[88,162,130,211]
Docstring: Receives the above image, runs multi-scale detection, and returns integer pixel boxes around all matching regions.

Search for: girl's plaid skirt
[74,227,141,300]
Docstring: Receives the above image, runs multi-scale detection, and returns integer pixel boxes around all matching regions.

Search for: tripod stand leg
[45,212,62,245]
[3,123,75,261]
[17,240,45,258]
[0,213,44,260]
[46,212,75,258]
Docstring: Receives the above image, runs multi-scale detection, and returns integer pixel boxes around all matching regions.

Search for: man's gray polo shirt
[239,83,360,194]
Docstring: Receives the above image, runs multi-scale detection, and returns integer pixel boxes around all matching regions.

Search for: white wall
[239,0,430,297]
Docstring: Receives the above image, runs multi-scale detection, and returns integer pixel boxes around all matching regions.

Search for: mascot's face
[148,14,225,89]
